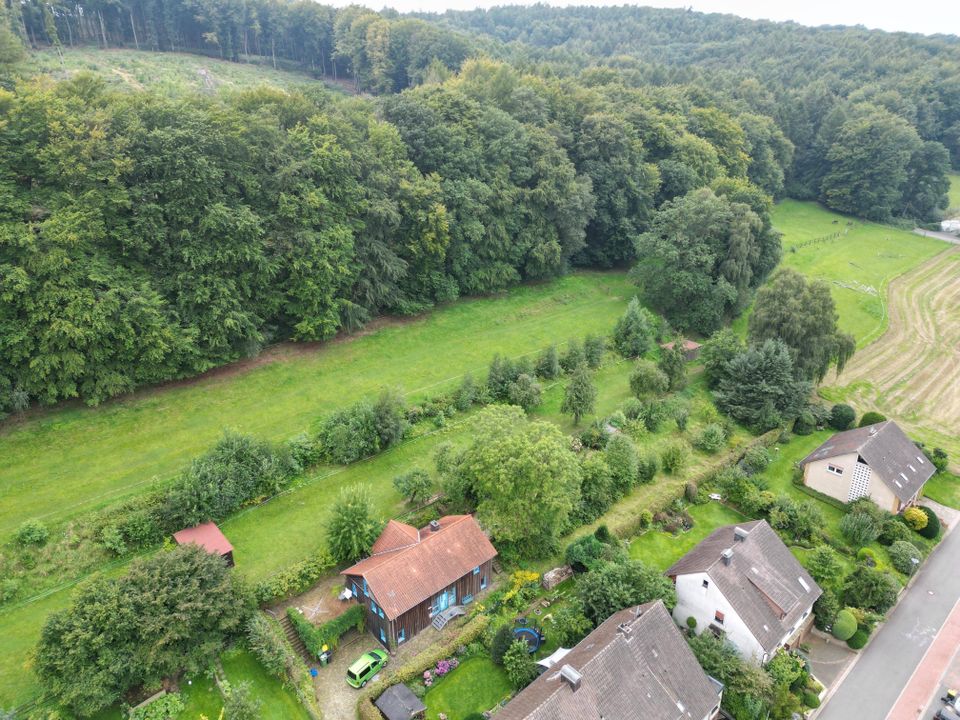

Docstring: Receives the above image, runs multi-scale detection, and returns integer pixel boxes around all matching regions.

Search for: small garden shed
[660,339,702,361]
[374,684,426,720]
[173,522,234,567]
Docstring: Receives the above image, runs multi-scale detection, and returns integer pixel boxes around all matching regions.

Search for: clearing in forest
[822,247,960,468]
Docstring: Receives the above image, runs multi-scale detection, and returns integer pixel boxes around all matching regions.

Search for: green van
[346,648,389,688]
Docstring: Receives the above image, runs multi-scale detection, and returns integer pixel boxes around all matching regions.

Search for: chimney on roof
[429,520,440,532]
[733,526,749,543]
[618,622,634,639]
[721,548,734,566]
[560,664,582,692]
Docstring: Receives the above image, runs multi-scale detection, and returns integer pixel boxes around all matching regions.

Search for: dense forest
[0,1,955,414]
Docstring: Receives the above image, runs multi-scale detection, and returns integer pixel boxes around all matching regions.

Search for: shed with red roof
[173,522,234,567]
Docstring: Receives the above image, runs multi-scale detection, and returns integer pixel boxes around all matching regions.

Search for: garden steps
[432,605,465,631]
[280,613,312,661]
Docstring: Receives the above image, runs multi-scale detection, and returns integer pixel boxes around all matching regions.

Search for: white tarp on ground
[537,647,572,670]
[941,219,960,234]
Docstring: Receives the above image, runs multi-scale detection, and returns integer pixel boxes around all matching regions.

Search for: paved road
[819,516,960,720]
[914,228,960,244]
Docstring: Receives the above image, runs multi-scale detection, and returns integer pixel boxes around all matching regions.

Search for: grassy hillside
[22,47,329,96]
[0,272,633,537]
[770,200,946,346]
[948,173,960,215]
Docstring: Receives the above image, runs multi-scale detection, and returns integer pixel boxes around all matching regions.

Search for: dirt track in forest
[825,246,960,456]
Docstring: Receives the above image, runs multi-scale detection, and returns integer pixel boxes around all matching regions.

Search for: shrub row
[247,613,322,719]
[357,614,492,720]
[287,604,366,656]
[254,551,336,605]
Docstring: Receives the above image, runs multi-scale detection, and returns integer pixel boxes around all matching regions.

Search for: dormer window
[702,579,710,589]
[714,610,725,624]
[827,464,843,476]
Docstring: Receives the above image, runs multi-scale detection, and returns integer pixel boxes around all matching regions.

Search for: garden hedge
[917,506,940,539]
[287,604,366,657]
[831,610,857,641]
[255,552,336,605]
[802,690,821,708]
[847,629,869,649]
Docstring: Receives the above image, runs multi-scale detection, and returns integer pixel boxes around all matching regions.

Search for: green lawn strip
[0,271,632,535]
[25,48,327,97]
[220,648,310,720]
[923,472,960,510]
[770,200,947,346]
[948,173,960,212]
[422,656,512,720]
[629,502,750,571]
[177,672,223,719]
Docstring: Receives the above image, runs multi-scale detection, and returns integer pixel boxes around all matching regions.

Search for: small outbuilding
[374,683,426,720]
[660,338,702,361]
[173,522,234,567]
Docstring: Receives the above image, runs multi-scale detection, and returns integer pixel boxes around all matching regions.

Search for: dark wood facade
[345,558,493,648]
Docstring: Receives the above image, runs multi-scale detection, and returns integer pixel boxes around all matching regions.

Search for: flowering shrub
[422,657,460,686]
[423,670,432,687]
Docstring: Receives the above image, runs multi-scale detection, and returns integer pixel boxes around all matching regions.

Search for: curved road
[818,508,960,720]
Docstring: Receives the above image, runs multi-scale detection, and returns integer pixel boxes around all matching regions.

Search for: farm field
[820,248,960,469]
[770,200,947,346]
[0,272,633,537]
[23,47,327,96]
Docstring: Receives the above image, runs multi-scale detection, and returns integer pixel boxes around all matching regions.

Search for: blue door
[435,588,457,614]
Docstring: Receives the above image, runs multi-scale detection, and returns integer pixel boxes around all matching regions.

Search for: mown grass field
[948,173,960,213]
[423,656,512,720]
[23,47,327,96]
[0,272,633,537]
[770,200,947,347]
[628,501,749,570]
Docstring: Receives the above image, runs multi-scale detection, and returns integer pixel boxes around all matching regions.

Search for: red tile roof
[660,339,701,351]
[342,515,497,620]
[173,522,234,556]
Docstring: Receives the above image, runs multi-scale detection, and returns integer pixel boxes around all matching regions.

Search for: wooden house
[660,339,702,361]
[342,515,497,648]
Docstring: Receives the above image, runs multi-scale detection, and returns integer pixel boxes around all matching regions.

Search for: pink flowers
[423,657,460,687]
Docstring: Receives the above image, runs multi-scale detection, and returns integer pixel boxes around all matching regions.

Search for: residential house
[342,515,497,648]
[799,420,934,512]
[497,599,723,720]
[667,520,821,664]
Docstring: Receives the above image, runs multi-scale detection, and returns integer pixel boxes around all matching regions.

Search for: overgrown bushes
[287,604,366,657]
[316,391,409,464]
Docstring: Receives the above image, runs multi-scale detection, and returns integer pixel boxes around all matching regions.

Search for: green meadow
[770,200,946,347]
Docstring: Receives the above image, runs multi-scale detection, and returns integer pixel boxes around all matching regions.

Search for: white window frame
[827,463,844,476]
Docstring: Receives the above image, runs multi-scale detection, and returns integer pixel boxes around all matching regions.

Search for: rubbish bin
[319,644,331,667]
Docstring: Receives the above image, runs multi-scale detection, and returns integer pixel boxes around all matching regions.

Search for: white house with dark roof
[667,520,821,665]
[497,600,722,720]
[799,420,934,512]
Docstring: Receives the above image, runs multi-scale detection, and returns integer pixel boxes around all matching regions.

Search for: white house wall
[672,571,768,664]
[803,453,900,512]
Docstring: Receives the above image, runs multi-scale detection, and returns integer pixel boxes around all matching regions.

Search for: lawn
[220,648,310,720]
[177,672,223,720]
[924,472,960,510]
[0,271,632,536]
[423,657,512,719]
[770,200,947,346]
[947,173,960,213]
[24,47,330,97]
[629,501,751,571]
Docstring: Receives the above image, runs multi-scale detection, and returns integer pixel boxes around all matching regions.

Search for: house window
[473,566,480,575]
[827,464,844,476]
[362,579,368,596]
[398,628,406,644]
[702,579,709,589]
[463,594,474,604]
[379,628,386,644]
[480,574,488,590]
[714,610,725,625]
[371,600,378,614]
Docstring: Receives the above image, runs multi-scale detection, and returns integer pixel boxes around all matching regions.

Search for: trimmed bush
[802,690,821,708]
[878,517,914,546]
[254,552,337,605]
[793,411,816,435]
[917,506,941,539]
[888,540,922,575]
[829,404,856,430]
[903,506,927,530]
[831,609,857,641]
[858,411,887,427]
[846,629,869,649]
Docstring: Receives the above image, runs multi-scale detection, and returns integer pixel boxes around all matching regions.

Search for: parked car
[937,704,960,720]
[346,648,389,688]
